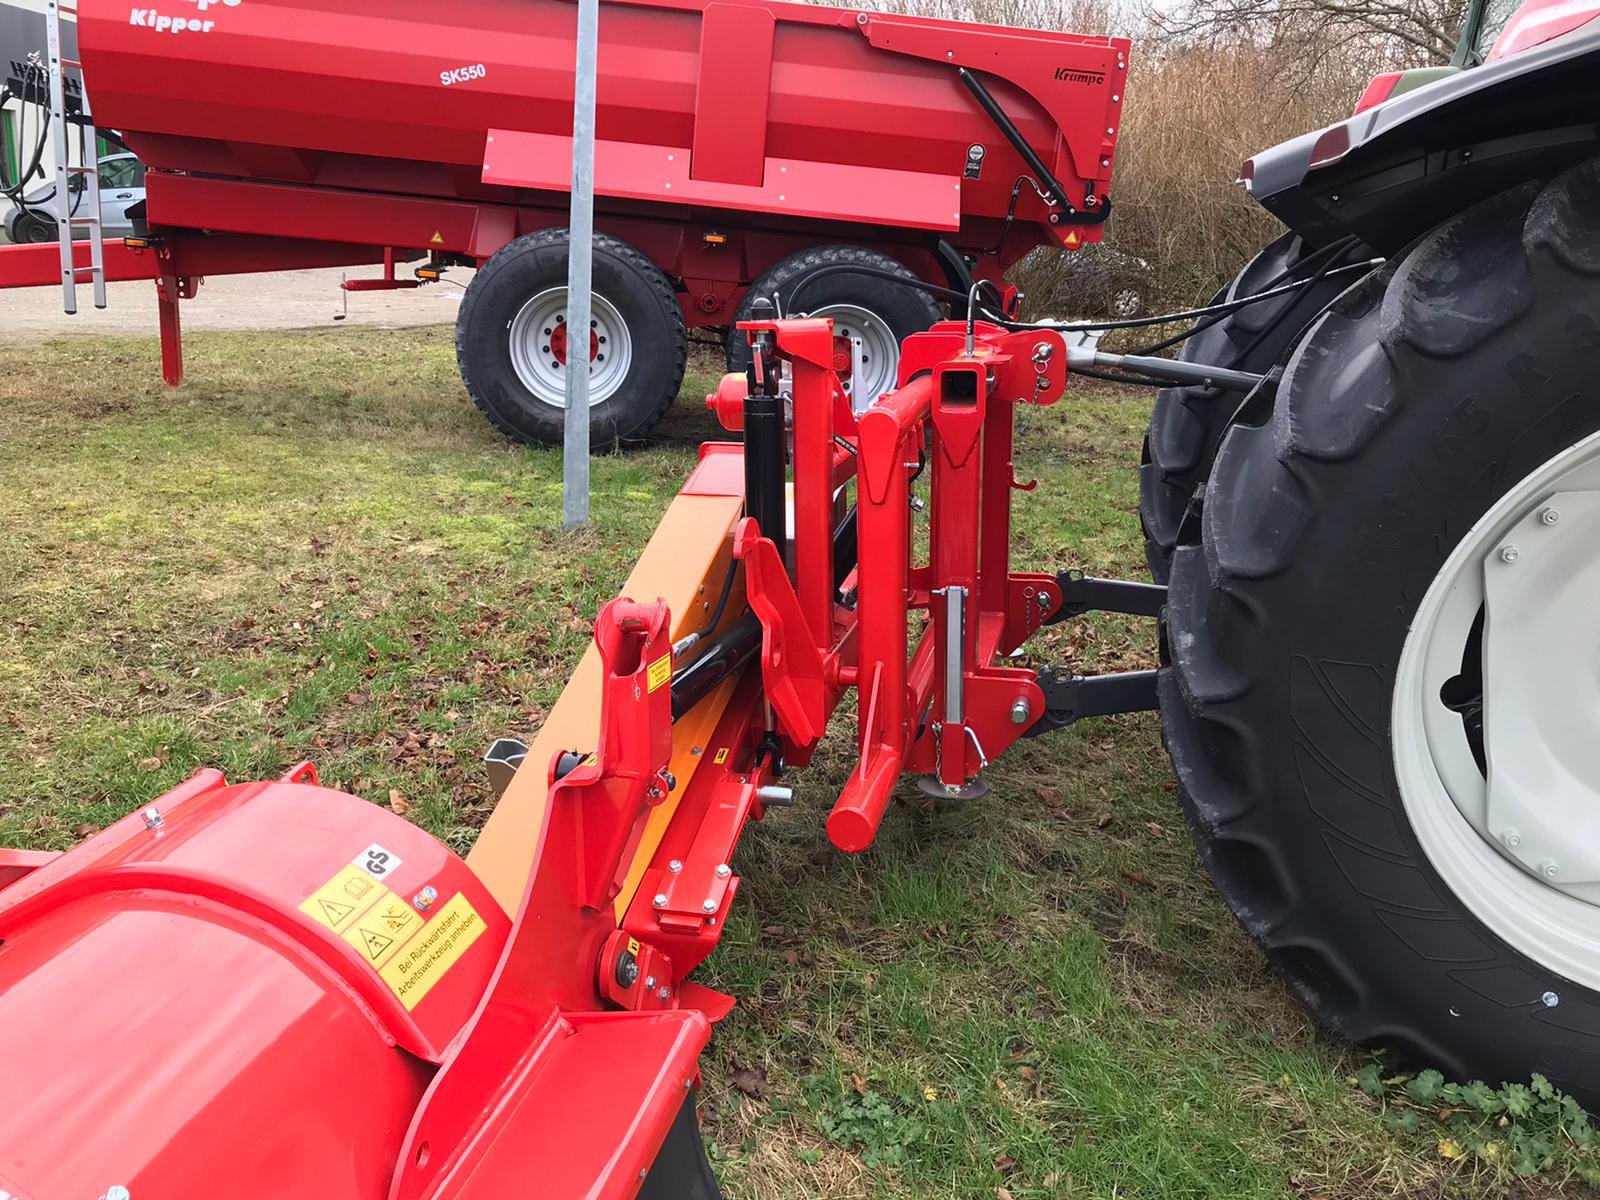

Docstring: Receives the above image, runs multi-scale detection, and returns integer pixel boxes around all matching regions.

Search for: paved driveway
[0,265,474,342]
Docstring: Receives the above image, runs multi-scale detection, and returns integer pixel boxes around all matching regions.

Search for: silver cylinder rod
[943,585,967,725]
[1066,343,1264,394]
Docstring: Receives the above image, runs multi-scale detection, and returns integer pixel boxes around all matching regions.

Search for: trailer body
[2,0,1128,405]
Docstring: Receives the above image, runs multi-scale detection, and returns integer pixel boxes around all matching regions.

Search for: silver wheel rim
[810,303,900,407]
[1394,427,1600,993]
[507,287,632,409]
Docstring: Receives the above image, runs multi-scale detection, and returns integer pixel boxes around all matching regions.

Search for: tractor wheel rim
[1394,427,1600,991]
[810,303,900,408]
[508,287,632,409]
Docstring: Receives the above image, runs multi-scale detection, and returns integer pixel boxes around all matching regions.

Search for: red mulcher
[0,0,1128,442]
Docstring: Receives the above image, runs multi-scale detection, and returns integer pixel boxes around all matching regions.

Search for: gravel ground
[0,265,475,342]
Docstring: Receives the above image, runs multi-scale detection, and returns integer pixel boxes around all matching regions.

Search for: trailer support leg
[156,271,185,387]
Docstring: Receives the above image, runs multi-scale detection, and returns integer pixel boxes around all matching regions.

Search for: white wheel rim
[1394,427,1600,994]
[507,287,632,409]
[810,303,900,407]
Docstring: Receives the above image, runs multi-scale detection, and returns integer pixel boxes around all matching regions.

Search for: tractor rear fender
[1244,25,1600,255]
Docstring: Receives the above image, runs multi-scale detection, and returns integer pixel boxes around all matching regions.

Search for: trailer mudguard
[1243,24,1600,254]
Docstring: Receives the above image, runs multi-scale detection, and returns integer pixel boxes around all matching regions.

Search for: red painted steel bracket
[734,518,828,753]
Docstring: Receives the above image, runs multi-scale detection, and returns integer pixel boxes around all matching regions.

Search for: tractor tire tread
[1161,158,1600,1099]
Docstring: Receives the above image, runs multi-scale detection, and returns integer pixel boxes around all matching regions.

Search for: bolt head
[1542,990,1561,1008]
[702,898,718,914]
[657,985,671,1000]
[1541,859,1560,879]
[141,808,164,831]
[645,975,656,989]
[1500,828,1523,849]
[652,893,667,908]
[413,885,439,911]
[715,863,732,878]
[1499,545,1520,563]
[667,859,683,873]
[1540,507,1561,526]
[615,952,640,988]
[1011,699,1031,724]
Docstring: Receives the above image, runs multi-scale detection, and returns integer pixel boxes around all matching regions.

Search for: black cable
[1133,236,1360,358]
[770,244,1378,355]
[1007,261,1380,335]
[699,555,740,636]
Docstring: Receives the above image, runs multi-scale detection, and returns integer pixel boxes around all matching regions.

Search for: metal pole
[563,0,599,530]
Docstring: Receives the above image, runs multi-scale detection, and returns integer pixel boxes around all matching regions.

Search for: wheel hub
[1480,489,1600,892]
[1395,429,1600,988]
[809,303,899,410]
[507,287,632,409]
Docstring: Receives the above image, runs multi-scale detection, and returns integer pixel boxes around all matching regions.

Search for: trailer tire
[727,246,941,406]
[457,229,686,447]
[1138,233,1372,582]
[1161,159,1600,1101]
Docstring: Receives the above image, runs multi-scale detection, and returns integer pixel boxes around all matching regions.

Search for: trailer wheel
[1161,159,1600,1101]
[457,229,686,447]
[727,246,941,407]
[1138,233,1372,582]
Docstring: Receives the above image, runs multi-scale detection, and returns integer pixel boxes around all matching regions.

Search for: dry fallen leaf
[996,1188,1015,1200]
[1095,812,1113,829]
[850,1073,867,1096]
[993,1152,1016,1173]
[729,1065,768,1100]
[388,789,410,816]
[72,823,100,839]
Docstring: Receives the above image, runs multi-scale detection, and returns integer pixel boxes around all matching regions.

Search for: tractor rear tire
[727,245,941,408]
[1139,233,1372,582]
[1161,159,1600,1101]
[457,229,686,448]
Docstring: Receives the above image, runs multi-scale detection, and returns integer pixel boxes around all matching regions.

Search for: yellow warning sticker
[429,230,444,245]
[379,892,487,1011]
[1065,231,1080,247]
[647,654,672,693]
[342,892,422,968]
[713,747,729,765]
[299,864,387,933]
[627,937,640,957]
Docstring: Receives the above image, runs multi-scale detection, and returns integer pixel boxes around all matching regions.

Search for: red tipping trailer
[2,0,1128,442]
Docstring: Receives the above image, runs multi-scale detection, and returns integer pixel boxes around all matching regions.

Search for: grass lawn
[0,327,1574,1199]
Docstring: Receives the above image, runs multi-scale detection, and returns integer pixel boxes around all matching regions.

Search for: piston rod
[1066,343,1264,393]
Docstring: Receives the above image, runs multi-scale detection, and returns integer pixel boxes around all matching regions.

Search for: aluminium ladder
[44,0,105,313]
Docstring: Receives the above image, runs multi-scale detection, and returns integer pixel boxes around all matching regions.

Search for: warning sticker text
[379,892,486,1011]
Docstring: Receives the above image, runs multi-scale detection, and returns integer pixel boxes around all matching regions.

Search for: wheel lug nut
[1539,507,1561,526]
[1499,545,1520,563]
[1540,859,1560,880]
[1499,828,1523,849]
